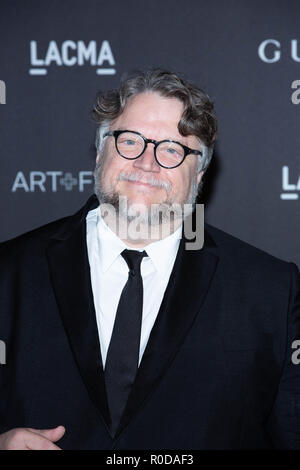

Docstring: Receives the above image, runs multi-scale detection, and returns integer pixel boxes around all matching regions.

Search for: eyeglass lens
[116,131,185,168]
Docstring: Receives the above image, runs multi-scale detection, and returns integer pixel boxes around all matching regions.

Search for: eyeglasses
[103,129,203,169]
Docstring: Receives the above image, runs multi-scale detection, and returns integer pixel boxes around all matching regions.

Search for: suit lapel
[115,215,219,439]
[46,195,112,435]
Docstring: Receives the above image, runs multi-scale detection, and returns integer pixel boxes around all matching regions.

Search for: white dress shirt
[86,207,182,367]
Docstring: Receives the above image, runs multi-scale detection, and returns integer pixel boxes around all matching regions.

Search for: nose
[132,143,161,172]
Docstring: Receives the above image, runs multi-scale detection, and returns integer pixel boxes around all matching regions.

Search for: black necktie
[104,249,148,436]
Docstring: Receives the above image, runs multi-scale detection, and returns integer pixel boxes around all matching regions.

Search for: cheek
[169,170,189,196]
[100,153,119,180]
[101,156,137,188]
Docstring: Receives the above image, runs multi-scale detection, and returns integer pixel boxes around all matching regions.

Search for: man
[0,69,299,450]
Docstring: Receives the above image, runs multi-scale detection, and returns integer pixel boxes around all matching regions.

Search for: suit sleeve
[267,262,300,448]
[0,241,14,435]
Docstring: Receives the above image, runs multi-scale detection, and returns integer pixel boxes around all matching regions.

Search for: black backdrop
[0,0,299,267]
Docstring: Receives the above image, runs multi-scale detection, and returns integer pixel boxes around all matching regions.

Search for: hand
[0,425,65,450]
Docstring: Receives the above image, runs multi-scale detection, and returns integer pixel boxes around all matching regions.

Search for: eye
[119,138,137,146]
[126,139,137,146]
[166,147,178,155]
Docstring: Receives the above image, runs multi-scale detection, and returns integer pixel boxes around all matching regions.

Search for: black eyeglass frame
[103,129,203,169]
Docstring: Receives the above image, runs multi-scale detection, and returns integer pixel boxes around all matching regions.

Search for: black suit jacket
[0,194,300,449]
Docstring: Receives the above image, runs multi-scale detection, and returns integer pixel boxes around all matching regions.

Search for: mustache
[117,171,171,192]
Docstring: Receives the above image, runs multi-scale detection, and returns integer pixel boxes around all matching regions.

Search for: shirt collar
[144,223,182,280]
[88,207,182,278]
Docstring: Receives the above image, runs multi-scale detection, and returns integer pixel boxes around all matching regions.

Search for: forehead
[112,92,184,138]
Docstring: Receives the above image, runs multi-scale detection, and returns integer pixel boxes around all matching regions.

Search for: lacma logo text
[0,340,6,365]
[0,80,6,104]
[11,171,93,192]
[281,166,300,200]
[29,40,116,76]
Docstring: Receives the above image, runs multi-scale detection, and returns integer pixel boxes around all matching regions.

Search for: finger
[27,426,66,442]
[25,433,62,450]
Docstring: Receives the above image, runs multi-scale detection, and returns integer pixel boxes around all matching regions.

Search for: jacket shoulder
[204,222,298,275]
[0,195,98,257]
[0,215,71,258]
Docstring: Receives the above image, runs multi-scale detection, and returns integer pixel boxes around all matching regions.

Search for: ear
[93,153,100,177]
[197,170,204,185]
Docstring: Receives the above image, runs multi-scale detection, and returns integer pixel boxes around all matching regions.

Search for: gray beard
[93,159,200,227]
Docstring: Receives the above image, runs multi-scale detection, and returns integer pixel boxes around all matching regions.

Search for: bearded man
[0,69,299,450]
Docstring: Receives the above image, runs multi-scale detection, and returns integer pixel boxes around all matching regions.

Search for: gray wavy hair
[92,69,217,174]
